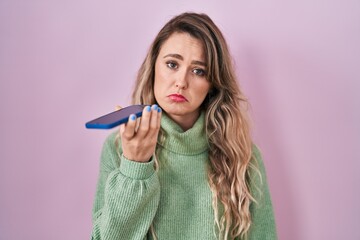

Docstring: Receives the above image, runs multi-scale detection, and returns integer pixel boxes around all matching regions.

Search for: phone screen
[85,105,146,129]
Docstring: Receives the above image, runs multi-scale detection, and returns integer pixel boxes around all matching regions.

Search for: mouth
[168,93,188,103]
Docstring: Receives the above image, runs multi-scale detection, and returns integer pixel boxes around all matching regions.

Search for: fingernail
[152,104,158,111]
[130,114,136,121]
[146,106,151,112]
[157,107,162,113]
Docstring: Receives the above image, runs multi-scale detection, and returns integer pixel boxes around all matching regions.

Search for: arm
[91,133,160,240]
[247,145,278,240]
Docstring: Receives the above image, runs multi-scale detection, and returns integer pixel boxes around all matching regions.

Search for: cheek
[154,66,171,90]
[197,81,211,98]
[154,66,166,100]
[153,77,161,101]
[154,62,164,83]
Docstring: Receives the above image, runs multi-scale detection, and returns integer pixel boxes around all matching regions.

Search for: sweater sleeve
[247,145,278,240]
[91,132,160,240]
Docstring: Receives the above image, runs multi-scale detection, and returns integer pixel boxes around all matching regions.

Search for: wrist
[120,154,155,179]
[122,153,151,163]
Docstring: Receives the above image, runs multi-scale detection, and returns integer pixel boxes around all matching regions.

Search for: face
[154,32,211,128]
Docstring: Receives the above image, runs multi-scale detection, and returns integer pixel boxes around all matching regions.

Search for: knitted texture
[91,112,277,240]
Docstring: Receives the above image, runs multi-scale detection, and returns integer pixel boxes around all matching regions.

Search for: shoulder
[101,131,119,153]
[100,131,122,170]
[103,130,119,145]
[248,144,268,201]
[248,145,278,238]
[250,144,267,177]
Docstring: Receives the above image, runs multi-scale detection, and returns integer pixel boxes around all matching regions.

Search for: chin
[158,98,201,115]
[166,105,201,118]
[164,106,188,115]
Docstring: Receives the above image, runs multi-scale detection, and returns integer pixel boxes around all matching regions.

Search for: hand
[119,104,162,162]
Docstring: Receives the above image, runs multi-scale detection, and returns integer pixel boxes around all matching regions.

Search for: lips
[168,93,188,102]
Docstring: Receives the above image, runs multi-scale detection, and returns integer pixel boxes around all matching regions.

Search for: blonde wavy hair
[130,12,260,239]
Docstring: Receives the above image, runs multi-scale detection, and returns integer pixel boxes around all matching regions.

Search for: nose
[175,70,188,90]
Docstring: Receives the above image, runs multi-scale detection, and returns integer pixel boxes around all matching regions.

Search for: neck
[159,111,208,155]
[166,111,200,131]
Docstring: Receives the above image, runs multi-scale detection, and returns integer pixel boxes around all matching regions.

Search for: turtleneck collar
[158,111,209,155]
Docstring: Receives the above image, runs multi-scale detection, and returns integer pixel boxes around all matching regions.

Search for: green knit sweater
[91,112,277,240]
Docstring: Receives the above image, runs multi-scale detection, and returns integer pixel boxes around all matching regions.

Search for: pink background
[1,1,359,239]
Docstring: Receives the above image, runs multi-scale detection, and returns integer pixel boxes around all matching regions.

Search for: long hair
[131,12,260,239]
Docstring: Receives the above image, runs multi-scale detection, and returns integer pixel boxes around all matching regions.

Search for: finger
[136,105,152,137]
[121,114,137,139]
[135,117,141,133]
[157,106,162,128]
[119,122,125,135]
[148,105,161,137]
[115,105,122,111]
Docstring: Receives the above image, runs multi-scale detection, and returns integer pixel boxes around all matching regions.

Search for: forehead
[159,32,205,60]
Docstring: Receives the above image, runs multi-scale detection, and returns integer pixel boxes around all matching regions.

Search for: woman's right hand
[119,105,162,163]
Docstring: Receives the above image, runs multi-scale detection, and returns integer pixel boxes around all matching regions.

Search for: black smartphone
[85,105,146,129]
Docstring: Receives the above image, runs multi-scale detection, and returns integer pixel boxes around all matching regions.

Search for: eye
[193,68,206,76]
[166,61,178,69]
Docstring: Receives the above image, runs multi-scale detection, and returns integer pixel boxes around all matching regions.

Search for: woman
[91,12,277,240]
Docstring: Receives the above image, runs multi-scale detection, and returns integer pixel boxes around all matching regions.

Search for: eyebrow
[163,53,207,67]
